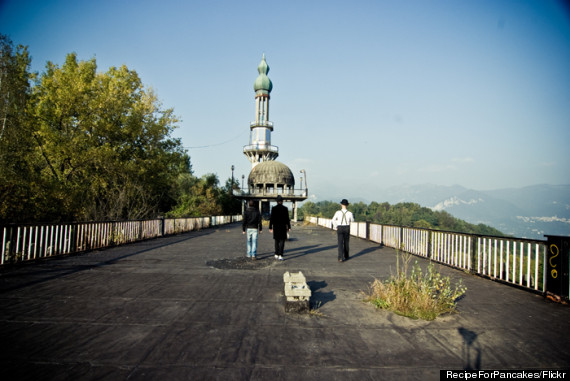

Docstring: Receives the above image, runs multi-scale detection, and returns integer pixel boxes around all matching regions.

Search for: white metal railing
[431,231,472,270]
[382,225,401,249]
[233,188,309,198]
[1,215,242,265]
[250,121,273,128]
[369,224,382,244]
[243,144,279,153]
[305,216,548,294]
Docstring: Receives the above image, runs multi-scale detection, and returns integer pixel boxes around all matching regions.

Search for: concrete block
[283,271,312,313]
[283,271,306,284]
[284,283,312,298]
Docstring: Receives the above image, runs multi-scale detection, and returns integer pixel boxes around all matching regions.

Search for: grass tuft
[308,301,325,317]
[364,252,467,321]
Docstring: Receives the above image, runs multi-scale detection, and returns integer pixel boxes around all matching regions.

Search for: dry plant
[364,251,466,321]
[308,301,324,317]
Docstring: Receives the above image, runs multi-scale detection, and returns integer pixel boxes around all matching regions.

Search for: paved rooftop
[1,222,569,380]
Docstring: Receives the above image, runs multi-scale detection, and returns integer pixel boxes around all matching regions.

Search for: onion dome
[253,54,273,94]
[248,161,294,187]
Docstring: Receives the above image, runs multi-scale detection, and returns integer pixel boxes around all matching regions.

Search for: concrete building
[234,55,307,220]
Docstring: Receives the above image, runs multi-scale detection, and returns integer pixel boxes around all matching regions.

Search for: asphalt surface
[1,222,569,380]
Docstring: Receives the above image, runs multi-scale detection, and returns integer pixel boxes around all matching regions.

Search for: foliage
[30,54,192,221]
[364,252,467,320]
[0,35,192,223]
[299,200,505,236]
[0,34,37,222]
[219,177,243,215]
[167,174,241,218]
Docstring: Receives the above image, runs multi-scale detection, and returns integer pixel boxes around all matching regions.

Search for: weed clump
[365,253,466,321]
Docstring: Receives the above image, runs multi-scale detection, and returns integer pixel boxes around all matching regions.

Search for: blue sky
[2,0,569,202]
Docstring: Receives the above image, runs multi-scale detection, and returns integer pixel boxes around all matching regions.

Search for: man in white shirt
[331,199,354,262]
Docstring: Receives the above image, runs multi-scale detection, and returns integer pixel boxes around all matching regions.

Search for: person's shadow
[458,328,481,370]
[308,280,336,308]
[349,245,382,260]
[284,245,337,260]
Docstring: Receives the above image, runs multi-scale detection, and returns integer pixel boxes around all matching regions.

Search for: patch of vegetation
[364,253,467,321]
[308,301,324,317]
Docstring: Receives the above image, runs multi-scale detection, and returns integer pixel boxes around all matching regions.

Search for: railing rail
[232,188,308,198]
[306,216,548,294]
[1,215,241,266]
[250,121,273,128]
[243,143,279,153]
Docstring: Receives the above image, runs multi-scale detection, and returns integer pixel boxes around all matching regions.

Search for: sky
[1,0,569,202]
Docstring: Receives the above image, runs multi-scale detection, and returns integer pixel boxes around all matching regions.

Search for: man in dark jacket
[269,195,291,261]
[242,200,262,259]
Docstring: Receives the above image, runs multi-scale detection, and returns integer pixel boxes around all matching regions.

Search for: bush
[365,253,466,320]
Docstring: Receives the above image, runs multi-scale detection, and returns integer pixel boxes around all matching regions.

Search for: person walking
[269,195,291,261]
[332,199,354,262]
[242,200,262,260]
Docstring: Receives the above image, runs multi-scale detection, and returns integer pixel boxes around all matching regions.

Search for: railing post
[427,230,433,259]
[470,234,477,273]
[545,235,570,298]
[70,224,77,253]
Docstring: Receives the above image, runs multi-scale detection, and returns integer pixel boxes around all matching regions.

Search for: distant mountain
[373,184,570,239]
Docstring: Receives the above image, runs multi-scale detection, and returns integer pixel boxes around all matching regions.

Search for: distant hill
[373,184,570,239]
[299,199,504,236]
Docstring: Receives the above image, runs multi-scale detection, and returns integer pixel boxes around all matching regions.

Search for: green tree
[413,219,432,229]
[320,201,341,218]
[0,35,38,223]
[219,178,242,215]
[297,201,318,220]
[3,52,190,222]
[351,201,368,221]
[168,173,225,217]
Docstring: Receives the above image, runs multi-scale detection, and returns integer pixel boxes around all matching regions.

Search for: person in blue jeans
[242,200,262,259]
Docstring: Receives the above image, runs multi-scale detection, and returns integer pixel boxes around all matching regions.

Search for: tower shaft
[243,55,278,167]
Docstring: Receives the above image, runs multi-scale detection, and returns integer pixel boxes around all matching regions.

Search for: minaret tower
[243,54,278,168]
[235,55,308,221]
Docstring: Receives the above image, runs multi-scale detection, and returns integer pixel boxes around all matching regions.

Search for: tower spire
[244,55,278,167]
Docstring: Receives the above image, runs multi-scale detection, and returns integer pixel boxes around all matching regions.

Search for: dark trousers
[337,225,350,260]
[274,239,285,256]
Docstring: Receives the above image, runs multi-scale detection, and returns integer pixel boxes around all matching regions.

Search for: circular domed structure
[248,161,295,195]
[253,54,273,94]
